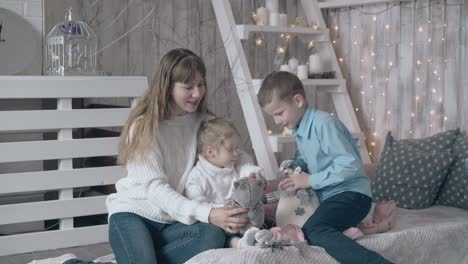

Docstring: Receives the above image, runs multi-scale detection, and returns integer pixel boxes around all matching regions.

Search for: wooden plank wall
[44,0,468,162]
[324,0,468,158]
[324,0,468,160]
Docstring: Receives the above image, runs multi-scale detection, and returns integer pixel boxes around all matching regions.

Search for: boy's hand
[279,172,311,196]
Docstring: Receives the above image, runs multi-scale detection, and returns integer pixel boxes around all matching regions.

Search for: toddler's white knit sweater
[106,112,211,225]
[185,153,263,208]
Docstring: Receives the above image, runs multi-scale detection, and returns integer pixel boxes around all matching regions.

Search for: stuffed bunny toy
[225,176,265,234]
[255,224,306,245]
[236,224,306,248]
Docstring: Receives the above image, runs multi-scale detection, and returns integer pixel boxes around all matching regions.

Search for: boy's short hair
[197,117,240,153]
[257,71,306,107]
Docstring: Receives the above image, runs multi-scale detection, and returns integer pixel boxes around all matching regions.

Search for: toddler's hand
[279,172,310,196]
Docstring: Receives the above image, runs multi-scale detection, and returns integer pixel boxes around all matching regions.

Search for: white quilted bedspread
[186,206,468,264]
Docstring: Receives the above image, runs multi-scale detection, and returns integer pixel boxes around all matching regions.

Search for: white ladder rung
[252,79,345,94]
[302,79,344,86]
[236,24,330,40]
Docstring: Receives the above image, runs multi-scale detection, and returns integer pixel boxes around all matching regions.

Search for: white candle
[288,58,299,73]
[266,0,279,13]
[280,64,290,72]
[297,64,308,80]
[308,54,323,74]
[256,7,269,26]
[269,13,279,26]
[279,14,288,27]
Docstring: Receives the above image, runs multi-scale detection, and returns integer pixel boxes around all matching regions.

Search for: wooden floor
[0,243,113,264]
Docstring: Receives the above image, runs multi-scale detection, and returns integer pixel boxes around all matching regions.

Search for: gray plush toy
[276,159,319,227]
[225,176,265,234]
[278,159,316,205]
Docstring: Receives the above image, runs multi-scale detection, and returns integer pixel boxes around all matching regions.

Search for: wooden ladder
[211,0,370,179]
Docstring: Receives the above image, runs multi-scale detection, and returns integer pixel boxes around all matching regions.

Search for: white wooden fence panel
[0,137,119,163]
[0,225,108,256]
[0,166,125,194]
[0,76,147,98]
[0,109,131,132]
[0,196,108,225]
[0,68,146,256]
[58,97,74,230]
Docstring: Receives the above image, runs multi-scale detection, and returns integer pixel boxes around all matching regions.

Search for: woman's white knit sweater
[106,112,211,225]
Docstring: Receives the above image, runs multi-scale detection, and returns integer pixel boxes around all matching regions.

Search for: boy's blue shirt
[292,106,372,202]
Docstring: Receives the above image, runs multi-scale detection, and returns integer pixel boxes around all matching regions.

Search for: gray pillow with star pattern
[393,129,460,151]
[435,133,468,209]
[372,131,456,209]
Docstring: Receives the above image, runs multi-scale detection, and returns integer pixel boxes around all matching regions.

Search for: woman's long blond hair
[118,48,208,165]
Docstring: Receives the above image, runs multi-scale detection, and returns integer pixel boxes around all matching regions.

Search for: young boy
[257,71,392,264]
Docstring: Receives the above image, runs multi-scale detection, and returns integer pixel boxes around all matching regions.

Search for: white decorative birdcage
[46,8,97,76]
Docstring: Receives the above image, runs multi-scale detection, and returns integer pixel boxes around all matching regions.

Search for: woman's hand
[208,207,249,234]
[279,172,311,196]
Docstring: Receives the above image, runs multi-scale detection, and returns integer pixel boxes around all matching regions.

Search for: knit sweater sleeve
[185,166,210,204]
[136,151,212,224]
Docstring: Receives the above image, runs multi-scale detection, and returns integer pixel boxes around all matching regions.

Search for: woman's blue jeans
[65,212,226,264]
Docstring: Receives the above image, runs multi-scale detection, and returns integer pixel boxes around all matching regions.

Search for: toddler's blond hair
[197,118,240,154]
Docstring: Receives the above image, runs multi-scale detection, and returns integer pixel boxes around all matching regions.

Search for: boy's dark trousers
[302,191,393,264]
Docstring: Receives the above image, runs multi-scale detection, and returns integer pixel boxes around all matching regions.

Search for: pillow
[393,129,460,151]
[435,133,468,209]
[372,131,455,209]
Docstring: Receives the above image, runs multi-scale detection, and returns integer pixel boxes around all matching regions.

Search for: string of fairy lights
[336,4,450,158]
[336,1,456,158]
[251,0,462,159]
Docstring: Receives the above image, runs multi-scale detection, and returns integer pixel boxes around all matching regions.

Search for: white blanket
[186,206,468,264]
